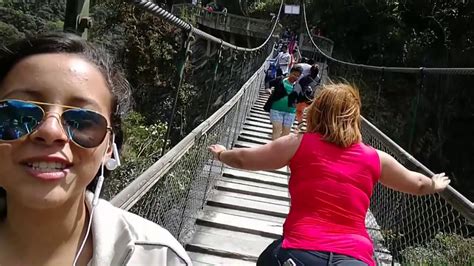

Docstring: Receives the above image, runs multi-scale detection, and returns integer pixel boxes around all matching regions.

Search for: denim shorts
[270,109,296,128]
[257,238,368,266]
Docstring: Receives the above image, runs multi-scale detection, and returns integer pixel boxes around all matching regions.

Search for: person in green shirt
[269,66,302,139]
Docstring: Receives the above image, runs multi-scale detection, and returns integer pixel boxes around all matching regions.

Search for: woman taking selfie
[209,83,450,266]
[0,33,191,265]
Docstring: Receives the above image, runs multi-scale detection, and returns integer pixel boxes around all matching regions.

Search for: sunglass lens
[0,100,43,141]
[62,109,108,148]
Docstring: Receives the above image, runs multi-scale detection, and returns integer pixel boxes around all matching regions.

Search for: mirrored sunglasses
[0,99,111,148]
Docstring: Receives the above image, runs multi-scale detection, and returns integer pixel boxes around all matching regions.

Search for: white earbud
[105,142,121,171]
[105,158,118,171]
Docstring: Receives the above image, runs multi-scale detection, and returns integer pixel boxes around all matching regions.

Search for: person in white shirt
[275,44,291,76]
[0,33,191,266]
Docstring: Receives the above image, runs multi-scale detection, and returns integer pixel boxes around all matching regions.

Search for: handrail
[177,4,273,25]
[301,0,474,75]
[301,32,334,46]
[127,0,283,52]
[111,56,267,209]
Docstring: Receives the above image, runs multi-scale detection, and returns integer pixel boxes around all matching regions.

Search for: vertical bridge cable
[374,67,385,124]
[223,50,237,102]
[205,42,223,118]
[408,67,424,153]
[161,30,194,157]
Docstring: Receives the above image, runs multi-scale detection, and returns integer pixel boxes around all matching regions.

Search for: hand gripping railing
[110,56,268,244]
[299,1,472,263]
[362,117,473,264]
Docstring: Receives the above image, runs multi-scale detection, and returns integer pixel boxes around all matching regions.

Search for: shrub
[102,111,168,200]
[400,233,474,265]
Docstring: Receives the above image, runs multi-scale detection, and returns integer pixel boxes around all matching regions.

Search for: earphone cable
[72,204,96,266]
[72,161,106,266]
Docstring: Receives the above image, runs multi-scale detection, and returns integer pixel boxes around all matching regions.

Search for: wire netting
[111,0,473,264]
[322,59,474,265]
[362,118,473,264]
[114,57,266,245]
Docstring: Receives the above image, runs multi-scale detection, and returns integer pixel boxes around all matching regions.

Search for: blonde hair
[306,83,362,147]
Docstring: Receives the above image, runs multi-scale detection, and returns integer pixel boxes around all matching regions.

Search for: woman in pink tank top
[209,83,451,266]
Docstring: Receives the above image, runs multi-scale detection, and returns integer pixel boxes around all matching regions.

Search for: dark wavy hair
[0,32,132,220]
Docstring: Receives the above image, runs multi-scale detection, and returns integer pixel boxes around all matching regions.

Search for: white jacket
[86,192,192,266]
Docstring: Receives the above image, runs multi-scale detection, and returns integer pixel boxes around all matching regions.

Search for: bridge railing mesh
[110,58,266,244]
[314,59,474,264]
[361,118,473,265]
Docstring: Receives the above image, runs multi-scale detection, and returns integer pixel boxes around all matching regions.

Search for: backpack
[263,77,287,112]
[294,76,319,103]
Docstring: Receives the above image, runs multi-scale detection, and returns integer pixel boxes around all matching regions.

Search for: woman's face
[0,53,112,210]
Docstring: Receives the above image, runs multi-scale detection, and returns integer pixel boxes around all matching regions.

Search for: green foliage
[305,0,474,201]
[103,112,168,199]
[0,2,65,45]
[90,1,184,123]
[401,233,474,265]
[0,21,25,44]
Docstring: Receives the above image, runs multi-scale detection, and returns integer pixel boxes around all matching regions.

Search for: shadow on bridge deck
[186,92,395,265]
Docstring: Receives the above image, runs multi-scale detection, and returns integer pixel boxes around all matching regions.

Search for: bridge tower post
[64,0,91,39]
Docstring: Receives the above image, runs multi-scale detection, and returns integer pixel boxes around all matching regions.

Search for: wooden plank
[188,251,255,266]
[214,180,290,202]
[249,108,269,116]
[249,112,270,120]
[240,129,272,140]
[242,124,273,134]
[204,205,285,224]
[246,116,271,125]
[211,189,289,207]
[245,120,299,130]
[197,210,282,239]
[224,166,289,178]
[223,167,289,181]
[234,140,264,149]
[218,175,287,191]
[238,134,270,145]
[244,120,273,129]
[209,190,289,217]
[188,226,274,262]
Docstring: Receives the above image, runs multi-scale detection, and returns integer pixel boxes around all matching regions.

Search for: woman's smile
[20,156,73,181]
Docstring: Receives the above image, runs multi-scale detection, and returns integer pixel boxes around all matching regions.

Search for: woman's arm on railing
[377,150,451,195]
[209,133,301,170]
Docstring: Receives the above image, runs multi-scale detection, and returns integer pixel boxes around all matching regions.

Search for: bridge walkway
[186,93,393,265]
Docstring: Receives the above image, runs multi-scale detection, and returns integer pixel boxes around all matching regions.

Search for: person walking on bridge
[209,83,450,266]
[264,66,302,140]
[274,44,292,76]
[294,64,320,126]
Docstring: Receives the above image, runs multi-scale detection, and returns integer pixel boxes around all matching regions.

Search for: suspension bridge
[105,1,473,265]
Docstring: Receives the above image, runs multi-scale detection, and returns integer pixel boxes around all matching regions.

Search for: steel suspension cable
[127,0,284,52]
[161,31,194,157]
[301,0,474,75]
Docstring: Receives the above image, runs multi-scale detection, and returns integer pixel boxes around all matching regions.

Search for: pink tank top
[283,133,381,265]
